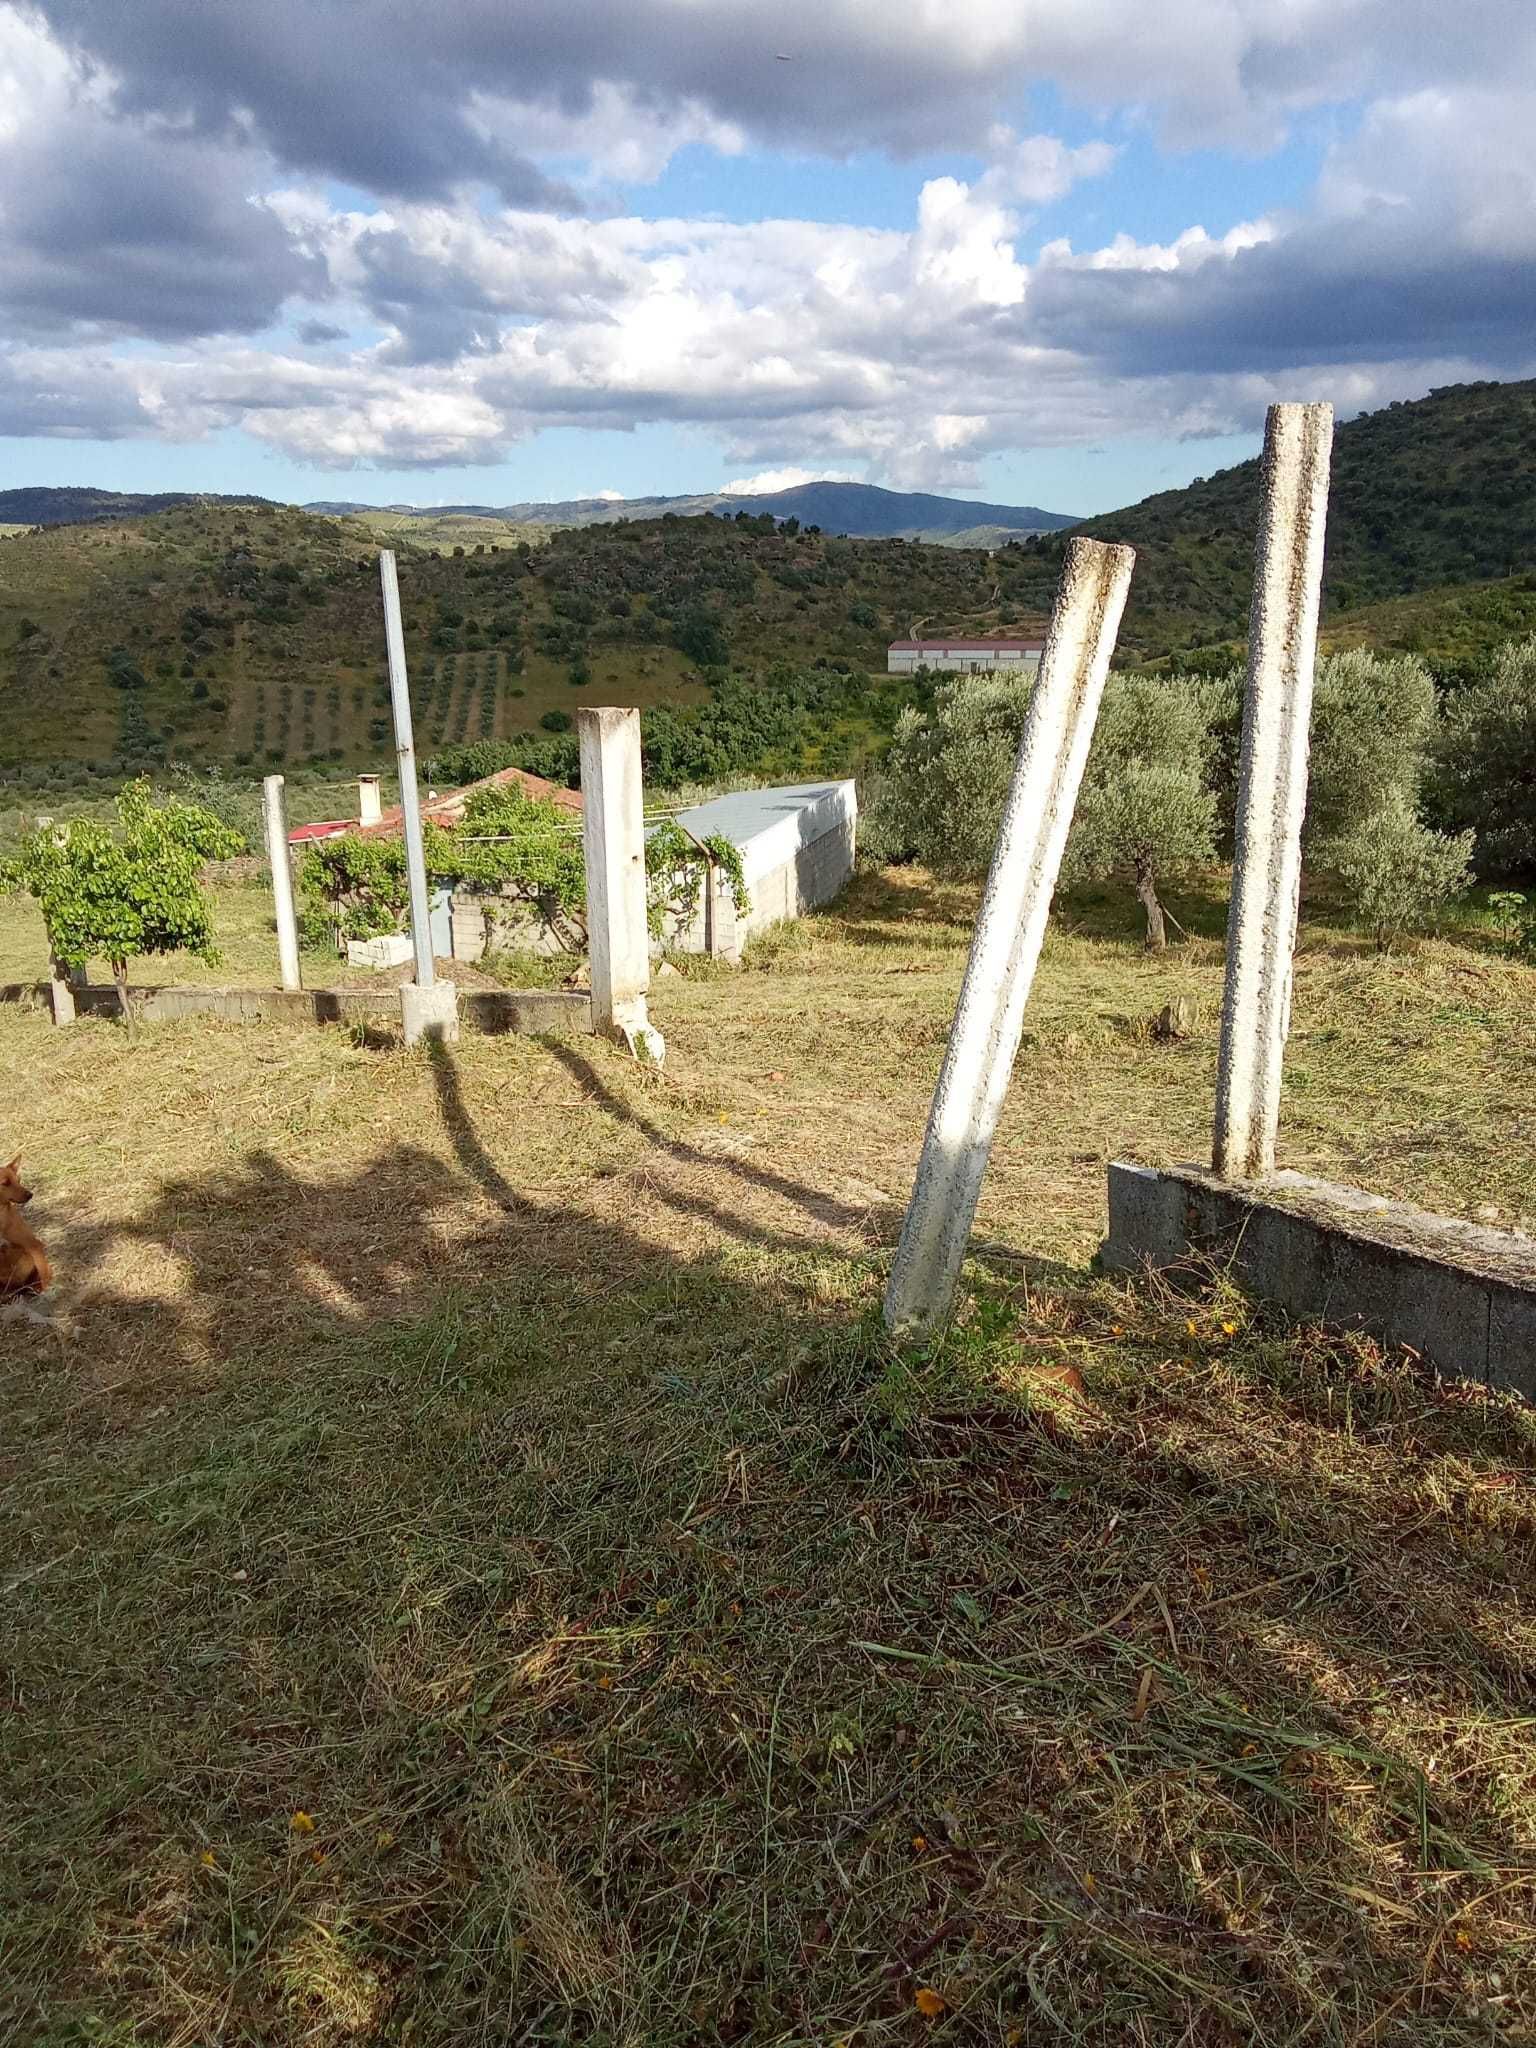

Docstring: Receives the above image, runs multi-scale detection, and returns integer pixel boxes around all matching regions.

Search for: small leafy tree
[1307,650,1438,847]
[301,783,588,947]
[1328,790,1472,950]
[1059,675,1218,948]
[864,670,1218,945]
[1431,636,1536,874]
[862,673,1028,875]
[2,780,242,1017]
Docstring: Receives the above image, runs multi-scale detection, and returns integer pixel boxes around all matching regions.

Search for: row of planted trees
[864,639,1536,950]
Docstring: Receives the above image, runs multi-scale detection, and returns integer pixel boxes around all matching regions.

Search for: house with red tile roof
[288,766,582,848]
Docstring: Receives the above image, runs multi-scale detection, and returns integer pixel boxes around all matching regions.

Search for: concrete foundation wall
[1104,1160,1536,1400]
[1,979,592,1037]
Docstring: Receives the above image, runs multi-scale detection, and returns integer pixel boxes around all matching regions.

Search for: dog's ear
[2,1157,17,1175]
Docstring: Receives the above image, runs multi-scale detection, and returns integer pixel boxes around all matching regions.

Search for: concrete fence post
[34,820,76,1025]
[1212,401,1334,1182]
[883,537,1136,1340]
[48,958,75,1027]
[379,548,458,1046]
[578,706,664,1061]
[262,774,302,992]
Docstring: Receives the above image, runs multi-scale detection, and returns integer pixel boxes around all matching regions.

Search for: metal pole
[378,549,435,989]
[883,537,1135,1340]
[262,774,302,991]
[1212,401,1334,1181]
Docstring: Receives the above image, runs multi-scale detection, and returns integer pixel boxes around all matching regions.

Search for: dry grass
[3,869,1536,2044]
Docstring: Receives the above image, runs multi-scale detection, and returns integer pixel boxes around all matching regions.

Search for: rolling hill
[1007,377,1536,659]
[7,375,1536,794]
[0,499,1047,788]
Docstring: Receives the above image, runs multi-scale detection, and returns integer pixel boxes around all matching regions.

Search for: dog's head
[0,1157,32,1206]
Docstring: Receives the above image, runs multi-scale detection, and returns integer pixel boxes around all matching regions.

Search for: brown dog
[0,1157,52,1298]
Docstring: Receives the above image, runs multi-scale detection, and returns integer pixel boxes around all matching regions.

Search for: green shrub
[1307,651,1438,847]
[1329,791,1472,950]
[866,670,1217,944]
[1432,636,1536,873]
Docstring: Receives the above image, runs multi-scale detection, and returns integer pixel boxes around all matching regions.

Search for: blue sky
[2,2,1533,518]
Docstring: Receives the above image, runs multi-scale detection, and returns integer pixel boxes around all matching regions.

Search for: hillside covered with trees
[0,501,1046,792]
[5,377,1536,801]
[1010,378,1536,659]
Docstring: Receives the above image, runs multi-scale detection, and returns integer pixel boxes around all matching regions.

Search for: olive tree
[1307,650,1438,847]
[863,670,1218,946]
[3,780,242,1018]
[1328,791,1472,951]
[861,673,1027,876]
[1431,636,1536,874]
[1302,650,1472,942]
[1058,675,1218,947]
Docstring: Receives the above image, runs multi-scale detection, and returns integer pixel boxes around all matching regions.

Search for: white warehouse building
[887,636,1045,676]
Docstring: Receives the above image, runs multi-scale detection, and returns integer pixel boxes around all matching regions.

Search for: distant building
[887,636,1045,676]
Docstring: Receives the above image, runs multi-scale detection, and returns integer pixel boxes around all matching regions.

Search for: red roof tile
[290,764,582,846]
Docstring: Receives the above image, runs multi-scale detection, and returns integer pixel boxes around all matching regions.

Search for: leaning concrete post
[578,706,664,1061]
[262,774,302,992]
[380,548,458,1045]
[1212,401,1334,1182]
[883,537,1135,1339]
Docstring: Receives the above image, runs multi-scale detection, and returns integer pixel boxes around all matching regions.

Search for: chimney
[357,774,382,828]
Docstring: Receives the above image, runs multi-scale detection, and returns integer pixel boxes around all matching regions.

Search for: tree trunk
[1135,859,1167,950]
[112,959,132,1026]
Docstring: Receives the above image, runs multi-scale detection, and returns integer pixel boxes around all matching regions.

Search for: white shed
[658,780,857,962]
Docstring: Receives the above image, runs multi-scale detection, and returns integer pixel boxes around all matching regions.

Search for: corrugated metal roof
[666,781,855,885]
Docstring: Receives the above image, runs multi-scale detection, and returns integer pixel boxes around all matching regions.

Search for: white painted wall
[887,648,1042,676]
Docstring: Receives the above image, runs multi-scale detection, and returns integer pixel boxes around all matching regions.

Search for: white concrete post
[379,549,458,1045]
[883,537,1136,1339]
[578,706,664,1061]
[48,958,75,1026]
[262,774,302,992]
[35,821,76,1025]
[1212,401,1334,1182]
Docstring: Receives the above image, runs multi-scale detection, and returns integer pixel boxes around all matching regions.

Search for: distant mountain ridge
[304,480,1080,540]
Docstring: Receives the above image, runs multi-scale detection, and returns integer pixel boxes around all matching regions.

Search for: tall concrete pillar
[262,774,302,992]
[1212,401,1334,1182]
[578,706,663,1060]
[883,537,1136,1340]
[379,549,459,1047]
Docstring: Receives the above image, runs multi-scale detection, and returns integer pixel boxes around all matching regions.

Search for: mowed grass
[4,869,1536,2045]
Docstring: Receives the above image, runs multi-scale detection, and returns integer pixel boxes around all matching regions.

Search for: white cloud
[5,3,1536,491]
[722,466,859,494]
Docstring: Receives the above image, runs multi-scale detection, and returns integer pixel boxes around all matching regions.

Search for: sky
[1,2,1534,518]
